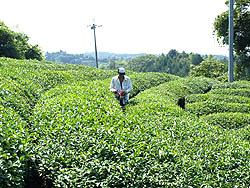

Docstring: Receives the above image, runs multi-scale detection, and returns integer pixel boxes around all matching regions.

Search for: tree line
[103,49,228,78]
[0,21,43,60]
[46,49,229,79]
[45,51,145,66]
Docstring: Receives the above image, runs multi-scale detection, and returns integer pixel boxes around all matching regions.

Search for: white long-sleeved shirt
[110,75,133,94]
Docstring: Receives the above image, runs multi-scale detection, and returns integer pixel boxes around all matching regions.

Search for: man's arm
[110,78,118,93]
[125,78,133,94]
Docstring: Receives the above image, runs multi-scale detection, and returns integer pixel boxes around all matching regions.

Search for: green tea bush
[0,104,31,187]
[186,93,250,104]
[31,81,126,187]
[0,77,32,121]
[182,77,219,94]
[31,80,250,187]
[128,72,179,97]
[0,57,115,100]
[2,57,250,187]
[201,112,250,129]
[186,101,250,116]
[125,81,250,187]
[130,77,217,105]
[65,66,116,82]
[233,124,250,142]
[212,80,250,90]
[0,58,73,100]
[32,80,190,187]
[209,88,250,98]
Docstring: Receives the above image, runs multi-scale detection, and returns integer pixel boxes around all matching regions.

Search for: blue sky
[0,0,229,55]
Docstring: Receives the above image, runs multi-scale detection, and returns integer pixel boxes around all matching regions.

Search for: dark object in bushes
[177,97,185,109]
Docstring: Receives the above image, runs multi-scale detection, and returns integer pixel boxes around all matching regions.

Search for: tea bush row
[0,104,31,188]
[29,72,179,187]
[212,80,250,90]
[186,93,250,104]
[0,77,32,122]
[128,72,179,98]
[0,58,177,100]
[0,58,116,102]
[201,112,250,129]
[129,77,218,105]
[185,82,250,129]
[209,88,250,98]
[185,101,250,116]
[30,79,185,187]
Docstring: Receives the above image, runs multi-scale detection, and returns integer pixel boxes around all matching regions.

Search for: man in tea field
[110,67,133,110]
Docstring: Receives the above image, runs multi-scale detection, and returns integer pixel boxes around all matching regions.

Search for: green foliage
[25,45,43,61]
[212,80,250,89]
[233,124,250,142]
[31,83,123,187]
[45,51,143,67]
[101,50,228,79]
[31,76,250,187]
[1,57,250,187]
[127,54,159,72]
[46,50,96,66]
[0,77,32,121]
[213,0,250,77]
[0,22,20,59]
[104,50,193,77]
[201,112,250,129]
[186,93,250,104]
[105,59,128,70]
[186,80,250,133]
[186,100,250,116]
[166,50,191,77]
[133,77,218,104]
[209,88,250,98]
[0,104,30,187]
[129,72,179,97]
[189,53,203,65]
[0,57,116,100]
[190,56,227,81]
[0,21,43,60]
[126,50,191,77]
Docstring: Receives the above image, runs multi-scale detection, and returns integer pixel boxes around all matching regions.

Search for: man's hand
[119,90,125,96]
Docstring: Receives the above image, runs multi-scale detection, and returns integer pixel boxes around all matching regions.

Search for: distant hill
[45,51,228,78]
[45,51,146,67]
[84,52,147,60]
[202,54,228,60]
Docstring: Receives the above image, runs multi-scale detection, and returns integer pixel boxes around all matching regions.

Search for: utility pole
[88,23,102,68]
[229,0,234,82]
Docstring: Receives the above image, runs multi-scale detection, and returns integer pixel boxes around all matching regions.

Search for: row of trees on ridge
[0,21,43,60]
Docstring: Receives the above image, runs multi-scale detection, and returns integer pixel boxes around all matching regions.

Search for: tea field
[0,57,250,187]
